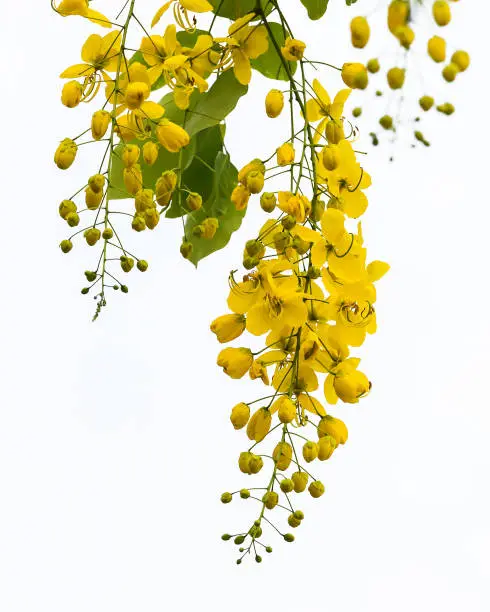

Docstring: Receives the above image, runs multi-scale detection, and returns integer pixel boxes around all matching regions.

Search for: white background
[1,1,489,610]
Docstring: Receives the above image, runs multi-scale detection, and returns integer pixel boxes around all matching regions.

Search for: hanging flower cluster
[211,4,389,563]
[343,0,470,151]
[52,0,270,318]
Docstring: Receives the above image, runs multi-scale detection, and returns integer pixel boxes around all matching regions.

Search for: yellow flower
[249,360,270,385]
[324,358,371,404]
[302,441,319,462]
[274,396,296,423]
[152,0,213,29]
[246,282,309,336]
[140,24,181,85]
[276,142,295,166]
[350,16,370,49]
[54,0,110,27]
[277,191,311,222]
[305,80,351,143]
[224,14,269,85]
[60,30,121,81]
[156,119,190,152]
[281,37,306,62]
[231,184,250,211]
[217,347,253,379]
[61,81,83,108]
[91,110,111,140]
[246,407,272,442]
[272,442,293,470]
[318,435,337,461]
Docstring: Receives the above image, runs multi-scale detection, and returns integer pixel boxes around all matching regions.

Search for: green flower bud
[84,271,97,282]
[246,170,265,194]
[240,488,250,499]
[121,285,129,293]
[307,265,321,280]
[265,546,273,553]
[291,471,308,493]
[308,480,325,498]
[220,492,233,504]
[288,514,301,528]
[84,228,101,246]
[262,491,278,510]
[120,256,135,273]
[132,215,146,232]
[260,192,276,213]
[88,174,105,194]
[221,534,231,541]
[137,260,148,272]
[280,478,294,493]
[60,239,73,253]
[186,192,202,212]
[245,239,262,256]
[379,115,393,130]
[281,215,296,230]
[293,510,304,520]
[180,241,193,260]
[66,212,80,227]
[243,256,260,270]
[352,107,362,118]
[59,199,77,219]
[255,555,262,563]
[283,533,295,543]
[234,535,245,545]
[81,287,89,295]
[102,228,113,240]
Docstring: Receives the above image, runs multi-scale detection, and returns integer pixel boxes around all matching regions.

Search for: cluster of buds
[341,0,470,152]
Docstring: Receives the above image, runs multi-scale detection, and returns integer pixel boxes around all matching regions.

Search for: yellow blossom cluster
[342,0,470,151]
[211,8,389,562]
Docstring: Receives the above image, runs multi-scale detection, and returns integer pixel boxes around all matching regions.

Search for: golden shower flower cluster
[342,0,470,151]
[52,0,272,318]
[211,2,389,563]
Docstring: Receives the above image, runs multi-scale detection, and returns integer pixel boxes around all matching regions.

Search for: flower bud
[281,215,296,230]
[334,369,371,403]
[262,491,279,510]
[246,171,265,194]
[308,480,325,498]
[325,120,345,144]
[427,36,446,63]
[291,471,308,493]
[186,192,202,211]
[352,107,362,118]
[276,142,295,166]
[341,63,368,90]
[240,488,250,499]
[156,119,190,153]
[142,141,159,166]
[231,184,250,211]
[180,241,193,260]
[379,115,393,130]
[302,441,319,463]
[260,192,276,213]
[120,255,134,273]
[432,1,451,26]
[220,492,233,504]
[414,130,430,146]
[137,259,148,272]
[387,67,405,89]
[59,199,77,219]
[135,189,154,214]
[66,212,80,227]
[387,0,409,34]
[123,164,143,195]
[230,402,250,430]
[217,347,254,380]
[132,215,146,232]
[246,407,272,442]
[322,144,340,171]
[265,89,284,118]
[367,58,380,73]
[272,441,293,471]
[201,217,218,239]
[84,271,97,282]
[122,144,140,168]
[288,514,301,528]
[91,110,111,140]
[283,533,295,543]
[54,138,77,170]
[350,16,370,49]
[144,208,160,230]
[277,397,296,424]
[211,314,246,343]
[249,454,264,474]
[280,478,294,493]
[155,170,178,208]
[451,50,470,72]
[61,80,83,108]
[238,451,253,474]
[84,228,101,246]
[85,186,103,210]
[419,96,434,111]
[88,174,106,194]
[317,415,348,444]
[436,102,455,115]
[60,239,73,253]
[442,63,459,83]
[318,435,338,461]
[238,159,266,184]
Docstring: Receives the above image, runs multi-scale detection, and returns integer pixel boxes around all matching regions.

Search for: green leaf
[300,0,329,20]
[185,152,245,266]
[165,124,225,218]
[250,22,297,81]
[209,0,272,20]
[184,70,248,137]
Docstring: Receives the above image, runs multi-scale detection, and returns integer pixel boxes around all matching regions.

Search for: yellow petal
[312,78,331,108]
[367,261,390,282]
[324,375,338,405]
[87,8,111,27]
[298,394,326,416]
[60,63,93,78]
[152,1,173,28]
[232,49,252,85]
[81,34,102,63]
[139,101,166,119]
